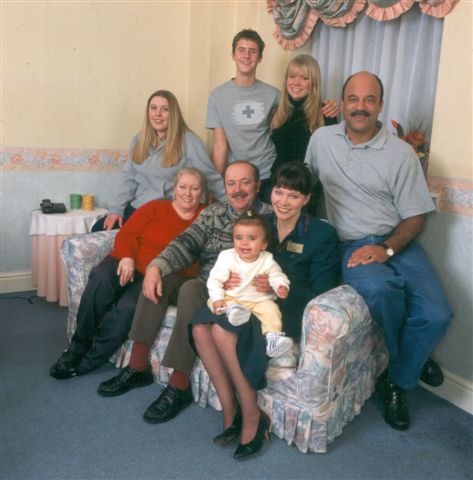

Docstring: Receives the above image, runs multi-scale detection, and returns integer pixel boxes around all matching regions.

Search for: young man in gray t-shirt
[206,29,279,190]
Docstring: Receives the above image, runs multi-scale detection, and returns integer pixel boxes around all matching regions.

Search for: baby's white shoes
[265,332,293,358]
[226,304,252,326]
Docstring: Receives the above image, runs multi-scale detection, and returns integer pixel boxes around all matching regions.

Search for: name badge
[287,241,304,254]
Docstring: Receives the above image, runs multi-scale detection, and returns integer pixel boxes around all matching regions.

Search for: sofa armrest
[299,285,372,364]
[60,230,117,338]
[296,285,380,406]
[261,285,387,454]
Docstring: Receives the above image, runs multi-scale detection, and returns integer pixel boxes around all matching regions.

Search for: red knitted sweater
[111,199,204,275]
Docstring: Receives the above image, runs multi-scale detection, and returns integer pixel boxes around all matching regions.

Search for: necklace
[172,201,195,220]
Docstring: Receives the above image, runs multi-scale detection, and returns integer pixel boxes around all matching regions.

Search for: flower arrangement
[391,120,429,176]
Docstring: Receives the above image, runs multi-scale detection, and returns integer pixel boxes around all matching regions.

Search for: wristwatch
[381,243,394,257]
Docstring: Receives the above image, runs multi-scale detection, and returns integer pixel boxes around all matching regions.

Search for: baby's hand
[276,285,289,299]
[213,300,227,314]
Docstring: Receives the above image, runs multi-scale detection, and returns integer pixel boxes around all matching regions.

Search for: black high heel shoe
[233,410,271,460]
[213,406,242,445]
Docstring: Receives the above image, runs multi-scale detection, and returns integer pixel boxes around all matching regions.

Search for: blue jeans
[341,236,452,390]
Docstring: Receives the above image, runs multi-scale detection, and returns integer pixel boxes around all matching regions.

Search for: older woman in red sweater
[50,167,206,379]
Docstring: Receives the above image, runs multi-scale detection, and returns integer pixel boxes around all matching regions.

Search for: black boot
[98,366,154,397]
[49,348,84,380]
[420,358,444,387]
[376,373,410,431]
[143,385,193,424]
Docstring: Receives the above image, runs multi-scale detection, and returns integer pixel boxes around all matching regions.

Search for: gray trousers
[129,275,208,374]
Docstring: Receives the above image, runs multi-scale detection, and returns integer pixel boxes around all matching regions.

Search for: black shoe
[97,366,154,397]
[233,411,271,460]
[213,406,242,446]
[49,349,84,380]
[143,385,193,424]
[420,358,444,387]
[376,374,410,431]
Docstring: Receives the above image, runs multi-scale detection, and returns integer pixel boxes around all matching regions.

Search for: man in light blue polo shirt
[305,71,452,431]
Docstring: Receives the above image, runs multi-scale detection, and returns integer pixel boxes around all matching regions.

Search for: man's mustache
[232,191,248,198]
[351,110,370,117]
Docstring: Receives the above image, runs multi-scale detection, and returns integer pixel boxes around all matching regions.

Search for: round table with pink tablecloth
[29,208,108,306]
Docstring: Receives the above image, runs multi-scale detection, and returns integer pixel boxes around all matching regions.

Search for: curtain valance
[267,0,458,49]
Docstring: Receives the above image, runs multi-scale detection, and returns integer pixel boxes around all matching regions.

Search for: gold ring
[367,255,372,260]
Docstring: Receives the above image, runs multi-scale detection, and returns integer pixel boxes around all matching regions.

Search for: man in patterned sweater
[98,161,271,423]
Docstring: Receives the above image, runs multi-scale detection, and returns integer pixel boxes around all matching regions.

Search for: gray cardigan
[109,131,225,216]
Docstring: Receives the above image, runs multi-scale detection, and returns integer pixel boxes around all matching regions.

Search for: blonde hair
[174,167,207,200]
[132,90,190,166]
[271,54,325,133]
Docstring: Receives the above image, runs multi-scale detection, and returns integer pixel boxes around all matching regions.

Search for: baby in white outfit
[207,214,293,357]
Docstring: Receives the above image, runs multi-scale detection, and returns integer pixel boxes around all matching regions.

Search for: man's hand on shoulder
[142,265,163,304]
[321,99,340,119]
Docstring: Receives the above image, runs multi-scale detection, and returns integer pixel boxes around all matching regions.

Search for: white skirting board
[1,270,472,415]
[421,369,473,415]
[0,270,34,293]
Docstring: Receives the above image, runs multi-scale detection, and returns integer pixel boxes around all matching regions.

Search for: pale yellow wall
[429,0,473,179]
[3,1,288,150]
[187,1,289,144]
[3,2,193,149]
[4,0,468,181]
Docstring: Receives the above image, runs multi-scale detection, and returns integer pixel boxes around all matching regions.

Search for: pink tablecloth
[30,208,107,306]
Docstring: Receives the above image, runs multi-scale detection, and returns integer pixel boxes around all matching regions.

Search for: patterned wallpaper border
[1,146,127,172]
[428,177,473,217]
[1,147,472,217]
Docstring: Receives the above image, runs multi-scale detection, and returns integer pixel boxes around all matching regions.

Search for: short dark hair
[224,161,260,184]
[232,29,265,57]
[233,213,271,243]
[341,72,384,102]
[271,162,314,196]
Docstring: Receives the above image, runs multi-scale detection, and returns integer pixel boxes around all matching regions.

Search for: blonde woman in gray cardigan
[93,90,225,231]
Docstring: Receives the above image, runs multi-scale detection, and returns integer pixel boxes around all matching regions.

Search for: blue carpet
[1,292,472,480]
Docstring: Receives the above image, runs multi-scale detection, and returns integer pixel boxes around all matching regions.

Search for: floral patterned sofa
[60,230,388,454]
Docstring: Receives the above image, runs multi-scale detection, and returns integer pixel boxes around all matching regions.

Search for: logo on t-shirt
[232,101,265,125]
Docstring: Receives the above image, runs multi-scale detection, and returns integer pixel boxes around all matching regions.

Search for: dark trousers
[70,255,143,372]
[130,277,207,375]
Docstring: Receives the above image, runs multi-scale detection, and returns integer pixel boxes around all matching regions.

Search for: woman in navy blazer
[191,162,339,460]
[268,203,339,339]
